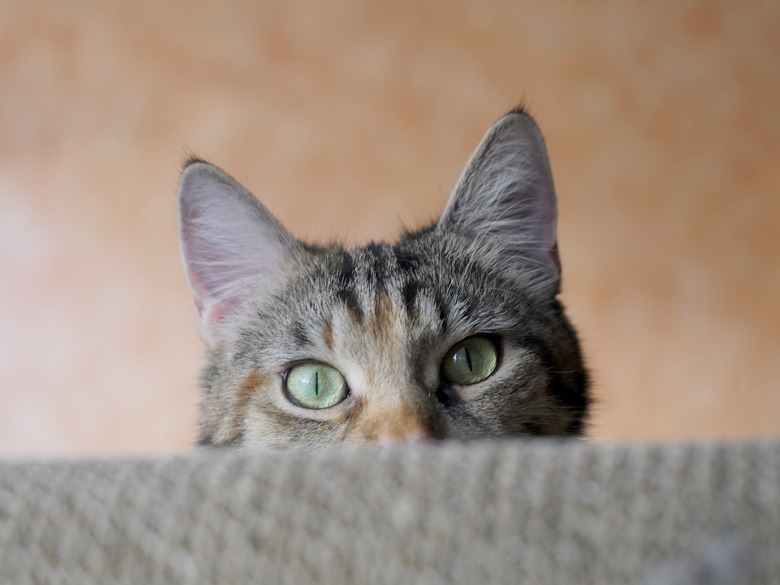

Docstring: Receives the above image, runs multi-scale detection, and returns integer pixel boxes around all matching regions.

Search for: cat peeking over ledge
[177,107,590,448]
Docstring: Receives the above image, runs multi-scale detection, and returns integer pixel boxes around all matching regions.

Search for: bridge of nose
[335,292,440,443]
[350,394,436,444]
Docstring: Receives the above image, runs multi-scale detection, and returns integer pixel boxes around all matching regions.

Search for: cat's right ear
[178,161,295,345]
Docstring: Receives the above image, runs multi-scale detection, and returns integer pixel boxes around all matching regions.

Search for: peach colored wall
[1,2,778,457]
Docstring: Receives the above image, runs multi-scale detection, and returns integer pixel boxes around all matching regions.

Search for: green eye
[441,336,498,385]
[284,362,348,409]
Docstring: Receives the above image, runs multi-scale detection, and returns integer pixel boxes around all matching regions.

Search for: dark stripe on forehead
[337,252,363,321]
[338,250,356,284]
[393,244,419,272]
[363,242,387,265]
[433,291,449,331]
[402,280,419,316]
[337,288,363,321]
[362,242,392,292]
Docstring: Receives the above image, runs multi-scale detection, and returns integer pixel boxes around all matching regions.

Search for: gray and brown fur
[178,107,590,448]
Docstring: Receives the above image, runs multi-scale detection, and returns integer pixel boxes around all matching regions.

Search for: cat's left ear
[437,108,561,295]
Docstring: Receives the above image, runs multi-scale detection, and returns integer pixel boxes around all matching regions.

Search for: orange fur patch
[355,400,434,443]
[372,293,396,334]
[322,318,333,349]
[232,371,267,432]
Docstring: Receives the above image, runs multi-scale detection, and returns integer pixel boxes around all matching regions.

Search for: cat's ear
[178,160,296,345]
[437,108,561,295]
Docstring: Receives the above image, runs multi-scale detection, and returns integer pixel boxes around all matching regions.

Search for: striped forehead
[332,243,447,333]
[280,241,502,359]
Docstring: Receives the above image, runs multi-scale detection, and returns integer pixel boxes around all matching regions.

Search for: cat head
[178,107,589,447]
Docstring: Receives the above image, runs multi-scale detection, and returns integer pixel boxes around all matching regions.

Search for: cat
[177,106,590,448]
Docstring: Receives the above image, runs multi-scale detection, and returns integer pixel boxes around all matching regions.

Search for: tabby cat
[178,107,590,447]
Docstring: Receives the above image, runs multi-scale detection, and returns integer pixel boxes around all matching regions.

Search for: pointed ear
[437,108,561,295]
[178,160,296,345]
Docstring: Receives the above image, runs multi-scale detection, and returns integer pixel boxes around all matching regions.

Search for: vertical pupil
[314,370,319,395]
[464,347,473,372]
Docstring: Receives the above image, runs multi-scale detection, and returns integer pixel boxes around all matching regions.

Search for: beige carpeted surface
[1,440,778,584]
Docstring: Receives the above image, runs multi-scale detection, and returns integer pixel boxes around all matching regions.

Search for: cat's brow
[336,252,363,322]
[401,280,419,316]
[392,245,419,272]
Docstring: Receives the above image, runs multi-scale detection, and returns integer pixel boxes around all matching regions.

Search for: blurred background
[1,1,778,457]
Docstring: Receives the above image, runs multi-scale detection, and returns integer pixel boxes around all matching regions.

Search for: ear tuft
[178,162,295,344]
[437,110,561,295]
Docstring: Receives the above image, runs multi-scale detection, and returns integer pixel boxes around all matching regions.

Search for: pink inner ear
[178,162,294,344]
[195,297,229,340]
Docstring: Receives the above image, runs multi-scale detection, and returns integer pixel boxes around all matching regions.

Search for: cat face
[178,107,590,447]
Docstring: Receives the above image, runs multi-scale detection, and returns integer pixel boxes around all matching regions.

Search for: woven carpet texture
[1,440,778,584]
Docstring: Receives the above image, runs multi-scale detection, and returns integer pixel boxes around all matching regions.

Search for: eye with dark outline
[284,362,349,409]
[441,336,499,386]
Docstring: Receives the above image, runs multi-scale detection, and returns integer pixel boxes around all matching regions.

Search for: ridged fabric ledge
[1,440,778,584]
